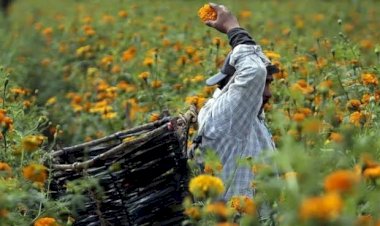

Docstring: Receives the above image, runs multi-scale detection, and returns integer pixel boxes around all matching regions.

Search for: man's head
[206,56,278,112]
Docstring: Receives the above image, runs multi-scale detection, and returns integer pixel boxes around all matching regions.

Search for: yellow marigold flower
[191,74,205,83]
[100,55,113,67]
[0,162,12,177]
[151,80,162,89]
[291,80,314,95]
[205,201,229,218]
[198,4,217,22]
[143,57,154,67]
[363,166,380,179]
[138,71,150,80]
[361,73,378,86]
[324,170,360,194]
[101,111,117,120]
[46,97,57,106]
[184,206,201,220]
[263,50,281,60]
[118,10,128,18]
[122,46,137,62]
[299,192,343,221]
[22,135,46,152]
[230,196,256,215]
[22,163,48,185]
[189,174,224,199]
[34,217,59,226]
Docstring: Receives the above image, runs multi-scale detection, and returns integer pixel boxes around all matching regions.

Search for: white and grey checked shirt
[198,44,276,200]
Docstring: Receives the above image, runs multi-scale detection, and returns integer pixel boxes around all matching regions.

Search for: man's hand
[204,3,240,34]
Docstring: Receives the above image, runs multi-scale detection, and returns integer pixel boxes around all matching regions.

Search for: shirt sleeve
[204,44,267,140]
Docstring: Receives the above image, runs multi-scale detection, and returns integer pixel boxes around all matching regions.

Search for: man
[197,3,278,200]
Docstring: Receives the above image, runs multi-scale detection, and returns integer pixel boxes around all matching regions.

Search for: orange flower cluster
[299,192,343,221]
[0,162,12,178]
[34,217,59,226]
[291,80,314,95]
[198,4,217,22]
[0,109,13,137]
[21,135,46,152]
[230,196,256,215]
[22,163,48,186]
[360,155,380,179]
[361,73,378,86]
[323,170,360,193]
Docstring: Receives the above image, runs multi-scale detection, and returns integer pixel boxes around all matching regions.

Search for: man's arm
[202,3,267,139]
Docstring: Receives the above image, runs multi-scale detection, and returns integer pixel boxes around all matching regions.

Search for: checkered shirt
[198,44,276,200]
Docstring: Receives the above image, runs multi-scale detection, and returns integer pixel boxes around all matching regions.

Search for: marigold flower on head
[324,170,360,193]
[22,163,48,185]
[189,174,224,199]
[230,196,256,215]
[0,162,12,177]
[34,217,59,226]
[198,4,217,22]
[299,192,343,221]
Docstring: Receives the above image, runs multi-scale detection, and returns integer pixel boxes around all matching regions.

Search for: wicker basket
[48,108,197,226]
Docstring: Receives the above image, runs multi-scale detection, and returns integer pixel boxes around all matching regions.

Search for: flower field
[0,0,380,225]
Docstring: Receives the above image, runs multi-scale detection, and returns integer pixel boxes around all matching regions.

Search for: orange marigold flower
[292,113,305,122]
[118,10,128,18]
[356,214,374,226]
[324,170,360,193]
[22,163,48,185]
[291,80,314,95]
[34,217,59,226]
[184,207,201,220]
[361,73,378,86]
[230,196,256,215]
[198,4,217,22]
[299,192,343,221]
[151,80,162,89]
[205,201,229,218]
[122,46,137,62]
[0,162,12,177]
[329,132,343,143]
[347,99,361,111]
[363,166,380,179]
[349,111,364,126]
